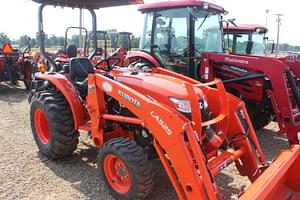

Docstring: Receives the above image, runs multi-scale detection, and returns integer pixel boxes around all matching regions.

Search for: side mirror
[246,40,253,54]
[271,43,275,54]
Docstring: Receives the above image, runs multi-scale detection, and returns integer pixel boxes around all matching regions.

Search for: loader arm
[201,52,300,144]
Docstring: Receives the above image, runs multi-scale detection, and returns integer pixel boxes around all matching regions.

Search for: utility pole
[264,9,270,55]
[275,14,283,57]
[79,8,83,48]
[265,9,270,27]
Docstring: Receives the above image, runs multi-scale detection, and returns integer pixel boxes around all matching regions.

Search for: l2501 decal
[150,111,172,135]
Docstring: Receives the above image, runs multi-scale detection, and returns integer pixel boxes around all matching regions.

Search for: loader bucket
[240,145,300,200]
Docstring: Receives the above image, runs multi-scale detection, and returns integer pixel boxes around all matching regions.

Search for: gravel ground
[0,82,289,200]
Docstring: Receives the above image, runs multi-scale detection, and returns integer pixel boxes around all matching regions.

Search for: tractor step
[208,148,243,176]
[79,121,92,131]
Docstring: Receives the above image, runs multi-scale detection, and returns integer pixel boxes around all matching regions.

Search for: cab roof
[224,24,268,32]
[139,0,225,13]
[32,0,143,9]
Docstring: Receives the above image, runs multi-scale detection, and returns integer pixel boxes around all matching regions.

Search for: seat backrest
[67,45,78,58]
[69,57,95,82]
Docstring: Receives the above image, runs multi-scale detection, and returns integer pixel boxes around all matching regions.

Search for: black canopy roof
[32,0,143,9]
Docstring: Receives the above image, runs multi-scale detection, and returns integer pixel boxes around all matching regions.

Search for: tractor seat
[67,45,78,58]
[70,57,95,82]
[69,57,95,97]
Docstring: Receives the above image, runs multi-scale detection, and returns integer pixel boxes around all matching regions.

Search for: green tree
[19,35,31,48]
[132,36,140,48]
[70,35,79,46]
[31,38,37,48]
[48,35,59,46]
[57,36,65,47]
[0,32,11,47]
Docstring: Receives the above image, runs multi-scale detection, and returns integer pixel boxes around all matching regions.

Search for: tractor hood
[115,72,205,109]
[32,0,144,9]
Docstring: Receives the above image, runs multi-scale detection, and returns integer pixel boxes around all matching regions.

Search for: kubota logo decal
[225,57,249,65]
[150,111,172,135]
[118,90,141,108]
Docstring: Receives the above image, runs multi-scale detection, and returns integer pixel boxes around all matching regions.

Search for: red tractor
[29,0,300,200]
[128,0,300,145]
[53,26,89,71]
[0,39,33,89]
[223,24,272,55]
[89,31,133,68]
[222,24,300,71]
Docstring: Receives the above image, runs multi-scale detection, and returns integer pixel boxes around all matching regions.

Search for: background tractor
[53,26,89,71]
[88,31,133,68]
[0,39,35,89]
[223,24,272,55]
[0,38,33,90]
[127,0,300,145]
[29,0,300,200]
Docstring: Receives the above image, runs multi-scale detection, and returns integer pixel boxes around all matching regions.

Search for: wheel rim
[34,108,50,144]
[103,154,131,194]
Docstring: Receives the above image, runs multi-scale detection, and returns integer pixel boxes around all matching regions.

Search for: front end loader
[29,1,300,199]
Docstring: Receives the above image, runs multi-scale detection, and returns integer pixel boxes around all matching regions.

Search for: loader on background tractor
[129,0,300,145]
[222,24,300,74]
[29,0,300,200]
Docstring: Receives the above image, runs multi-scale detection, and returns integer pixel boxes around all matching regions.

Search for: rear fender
[34,73,87,129]
[126,50,162,67]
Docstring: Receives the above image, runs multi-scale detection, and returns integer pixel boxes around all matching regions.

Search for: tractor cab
[139,1,225,79]
[223,24,269,55]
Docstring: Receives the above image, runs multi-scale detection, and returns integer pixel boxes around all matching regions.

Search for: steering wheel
[95,57,121,72]
[183,48,201,57]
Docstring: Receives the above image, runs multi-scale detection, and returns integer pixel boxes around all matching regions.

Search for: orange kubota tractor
[29,1,300,200]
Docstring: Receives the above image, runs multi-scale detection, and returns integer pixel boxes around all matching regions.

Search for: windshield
[251,32,265,55]
[140,7,222,77]
[224,30,265,55]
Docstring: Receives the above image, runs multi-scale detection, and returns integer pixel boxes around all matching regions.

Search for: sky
[2,0,300,45]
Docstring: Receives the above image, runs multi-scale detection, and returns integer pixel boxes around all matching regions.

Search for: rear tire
[247,102,274,130]
[24,80,31,90]
[30,91,78,159]
[98,138,154,200]
[250,110,273,129]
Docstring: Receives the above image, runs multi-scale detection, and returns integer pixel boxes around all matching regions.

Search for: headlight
[169,97,191,113]
[169,97,208,114]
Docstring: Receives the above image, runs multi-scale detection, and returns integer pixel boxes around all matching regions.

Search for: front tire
[98,138,155,200]
[30,91,78,159]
